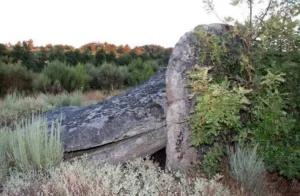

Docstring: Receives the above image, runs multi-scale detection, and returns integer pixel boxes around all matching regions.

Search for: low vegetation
[0,92,51,127]
[2,157,230,196]
[228,146,266,196]
[0,61,33,96]
[0,113,230,195]
[0,90,122,127]
[0,117,63,183]
[39,91,84,108]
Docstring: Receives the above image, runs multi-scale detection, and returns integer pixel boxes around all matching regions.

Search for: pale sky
[0,0,250,48]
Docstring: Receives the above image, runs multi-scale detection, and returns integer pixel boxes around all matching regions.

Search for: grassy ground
[0,90,125,127]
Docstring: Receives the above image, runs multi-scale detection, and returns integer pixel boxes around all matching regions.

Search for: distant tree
[22,41,38,71]
[116,54,132,65]
[36,47,48,71]
[0,44,9,63]
[103,42,117,54]
[11,44,24,63]
[90,44,96,53]
[129,50,138,59]
[132,46,144,55]
[0,44,8,57]
[49,45,65,62]
[73,49,82,63]
[139,52,150,61]
[117,44,131,54]
[81,49,95,64]
[85,46,92,53]
[80,43,97,53]
[95,49,106,65]
[27,39,34,50]
[65,50,79,66]
[106,51,116,63]
[64,45,75,51]
[45,44,53,50]
[10,41,37,71]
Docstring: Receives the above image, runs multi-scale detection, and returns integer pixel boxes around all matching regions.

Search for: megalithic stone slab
[45,69,167,164]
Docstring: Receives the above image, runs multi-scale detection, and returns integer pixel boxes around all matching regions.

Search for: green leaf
[230,0,239,6]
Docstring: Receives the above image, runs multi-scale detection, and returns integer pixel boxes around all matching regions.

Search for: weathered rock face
[45,69,167,164]
[165,23,231,171]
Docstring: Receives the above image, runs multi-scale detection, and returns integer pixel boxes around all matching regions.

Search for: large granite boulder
[45,69,167,164]
[165,23,232,171]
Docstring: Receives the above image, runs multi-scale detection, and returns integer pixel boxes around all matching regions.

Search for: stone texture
[165,23,231,171]
[45,69,167,164]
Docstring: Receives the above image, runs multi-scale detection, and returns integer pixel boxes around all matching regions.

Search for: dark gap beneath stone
[149,147,166,169]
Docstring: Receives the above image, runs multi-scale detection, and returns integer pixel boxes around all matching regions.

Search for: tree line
[0,40,172,72]
[0,41,172,96]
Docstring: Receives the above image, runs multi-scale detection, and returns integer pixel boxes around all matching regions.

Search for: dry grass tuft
[0,116,63,174]
[83,89,127,105]
[83,90,107,103]
[228,146,266,196]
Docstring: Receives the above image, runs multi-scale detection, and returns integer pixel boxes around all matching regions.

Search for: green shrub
[0,61,33,96]
[84,63,131,90]
[0,116,63,173]
[118,66,131,87]
[32,73,52,93]
[83,62,98,78]
[40,91,84,108]
[128,58,159,86]
[2,157,230,196]
[228,146,265,196]
[250,71,300,178]
[84,60,157,90]
[202,147,224,178]
[189,66,300,179]
[140,62,154,81]
[0,92,51,126]
[43,60,89,92]
[143,59,159,72]
[128,58,143,72]
[192,0,300,179]
[189,66,251,146]
[73,63,89,90]
[98,63,127,90]
[116,54,132,65]
[84,63,102,89]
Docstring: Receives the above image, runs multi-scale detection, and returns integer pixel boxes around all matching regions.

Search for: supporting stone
[165,24,231,171]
